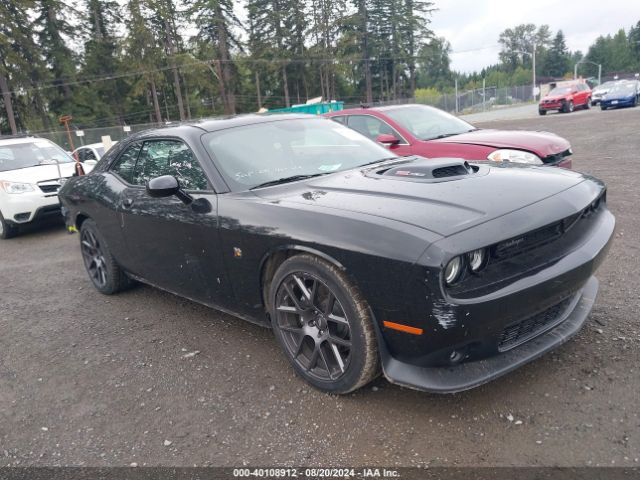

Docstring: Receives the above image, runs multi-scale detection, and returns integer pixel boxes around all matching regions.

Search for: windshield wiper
[357,156,401,168]
[250,173,326,190]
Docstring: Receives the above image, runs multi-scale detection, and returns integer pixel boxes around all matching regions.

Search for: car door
[579,84,589,105]
[117,138,229,305]
[344,115,412,156]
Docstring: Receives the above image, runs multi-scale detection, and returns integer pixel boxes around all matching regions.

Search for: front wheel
[565,100,574,113]
[0,211,18,239]
[601,105,607,111]
[538,109,547,116]
[80,219,132,294]
[585,98,591,109]
[269,254,380,394]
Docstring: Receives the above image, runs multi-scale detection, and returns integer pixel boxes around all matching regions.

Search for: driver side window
[346,115,400,142]
[132,140,209,191]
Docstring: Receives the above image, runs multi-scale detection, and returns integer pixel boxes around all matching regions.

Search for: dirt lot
[1,106,639,468]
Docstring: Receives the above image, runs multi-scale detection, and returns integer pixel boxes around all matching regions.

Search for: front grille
[544,148,572,165]
[493,192,604,260]
[498,295,575,351]
[38,184,60,193]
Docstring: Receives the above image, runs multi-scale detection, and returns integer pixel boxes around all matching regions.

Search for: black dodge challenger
[59,114,614,394]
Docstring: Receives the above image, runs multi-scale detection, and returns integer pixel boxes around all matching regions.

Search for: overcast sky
[432,0,640,73]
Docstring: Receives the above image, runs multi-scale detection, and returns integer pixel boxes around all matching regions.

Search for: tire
[538,109,546,116]
[269,254,380,394]
[564,100,574,113]
[601,105,607,111]
[79,219,132,294]
[585,98,591,109]
[0,211,18,239]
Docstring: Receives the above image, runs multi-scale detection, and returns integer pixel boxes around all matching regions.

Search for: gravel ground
[1,106,639,468]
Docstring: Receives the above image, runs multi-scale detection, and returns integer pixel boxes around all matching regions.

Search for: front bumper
[380,277,598,393]
[375,187,614,392]
[601,98,635,108]
[539,101,563,111]
[1,190,62,225]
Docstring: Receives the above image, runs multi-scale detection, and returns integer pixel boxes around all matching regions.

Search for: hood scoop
[371,157,481,183]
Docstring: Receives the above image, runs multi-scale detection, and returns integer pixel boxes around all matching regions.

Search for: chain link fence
[348,84,536,114]
[36,83,537,151]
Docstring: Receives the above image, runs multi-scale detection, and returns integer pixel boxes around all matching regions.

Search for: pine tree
[189,0,242,114]
[124,0,163,123]
[34,0,79,121]
[81,0,123,125]
[542,30,570,77]
[0,0,48,134]
[146,0,187,120]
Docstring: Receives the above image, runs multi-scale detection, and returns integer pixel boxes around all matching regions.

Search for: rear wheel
[80,219,132,294]
[0,211,18,239]
[269,254,380,394]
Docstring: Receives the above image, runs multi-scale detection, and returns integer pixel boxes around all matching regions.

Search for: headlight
[467,248,488,272]
[444,256,463,285]
[487,149,543,165]
[0,181,35,194]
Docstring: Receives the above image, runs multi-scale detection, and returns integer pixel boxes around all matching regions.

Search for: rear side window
[111,144,141,184]
[132,140,209,191]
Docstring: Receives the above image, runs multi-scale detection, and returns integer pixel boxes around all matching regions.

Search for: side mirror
[83,159,97,166]
[146,175,193,205]
[376,133,400,146]
[147,175,179,198]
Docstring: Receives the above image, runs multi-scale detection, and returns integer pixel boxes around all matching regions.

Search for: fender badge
[233,247,243,258]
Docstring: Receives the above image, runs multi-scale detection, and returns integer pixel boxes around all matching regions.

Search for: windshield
[548,86,573,96]
[608,83,636,95]
[0,140,74,172]
[382,105,475,140]
[202,117,395,190]
[594,82,616,91]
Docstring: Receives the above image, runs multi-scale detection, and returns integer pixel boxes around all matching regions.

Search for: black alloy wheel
[270,254,379,393]
[79,219,132,294]
[81,228,108,289]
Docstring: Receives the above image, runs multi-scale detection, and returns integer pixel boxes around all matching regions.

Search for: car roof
[0,137,52,146]
[74,142,118,150]
[327,104,432,116]
[132,113,318,138]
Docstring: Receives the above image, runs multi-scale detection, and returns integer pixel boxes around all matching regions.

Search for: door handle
[123,198,134,208]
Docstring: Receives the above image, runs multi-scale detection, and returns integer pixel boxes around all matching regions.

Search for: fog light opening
[449,350,465,365]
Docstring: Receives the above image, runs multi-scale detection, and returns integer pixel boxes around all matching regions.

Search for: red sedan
[324,104,572,169]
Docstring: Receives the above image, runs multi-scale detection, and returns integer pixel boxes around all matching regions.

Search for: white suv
[0,136,95,239]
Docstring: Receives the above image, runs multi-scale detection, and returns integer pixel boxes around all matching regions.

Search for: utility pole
[455,78,459,114]
[532,42,537,101]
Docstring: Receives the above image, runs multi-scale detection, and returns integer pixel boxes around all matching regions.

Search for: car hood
[0,162,78,183]
[255,159,588,237]
[430,129,570,158]
[541,95,567,101]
